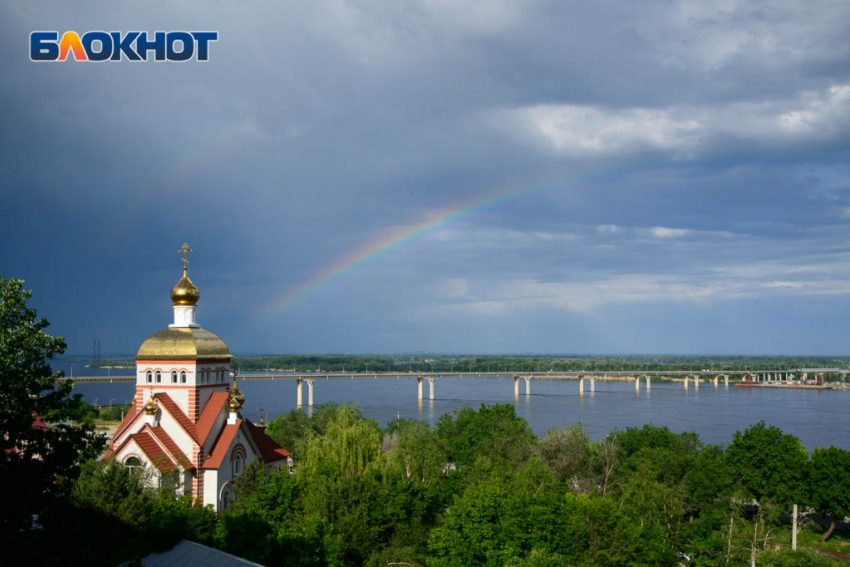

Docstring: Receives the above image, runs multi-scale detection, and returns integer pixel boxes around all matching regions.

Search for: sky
[2,1,850,356]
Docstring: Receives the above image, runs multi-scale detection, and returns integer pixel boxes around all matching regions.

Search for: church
[104,245,290,511]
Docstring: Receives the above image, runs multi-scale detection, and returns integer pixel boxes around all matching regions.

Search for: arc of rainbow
[257,165,624,321]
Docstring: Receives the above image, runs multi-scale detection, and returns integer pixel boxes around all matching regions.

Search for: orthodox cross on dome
[178,243,193,268]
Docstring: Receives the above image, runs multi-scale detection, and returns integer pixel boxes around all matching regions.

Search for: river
[53,360,847,451]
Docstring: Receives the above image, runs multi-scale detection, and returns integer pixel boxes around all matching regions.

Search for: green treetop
[0,277,103,535]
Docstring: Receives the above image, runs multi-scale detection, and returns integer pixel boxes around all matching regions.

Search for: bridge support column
[418,376,423,401]
[524,377,531,395]
[514,376,520,397]
[684,376,689,390]
[694,375,699,390]
[714,376,719,388]
[579,377,584,395]
[645,375,650,390]
[635,377,640,393]
[724,375,729,387]
[428,378,435,400]
[591,377,595,392]
[307,379,314,407]
[297,379,303,408]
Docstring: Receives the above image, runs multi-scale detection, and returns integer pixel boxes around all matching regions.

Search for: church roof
[150,426,193,469]
[197,391,230,445]
[135,327,231,361]
[131,430,182,472]
[111,405,141,443]
[154,393,199,443]
[202,422,240,469]
[245,419,290,463]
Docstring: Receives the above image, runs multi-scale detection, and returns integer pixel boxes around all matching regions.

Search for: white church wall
[203,469,219,510]
[156,410,196,461]
[203,406,229,456]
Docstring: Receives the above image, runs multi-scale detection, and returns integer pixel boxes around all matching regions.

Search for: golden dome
[135,327,232,361]
[171,266,200,306]
[229,383,245,412]
[144,396,158,416]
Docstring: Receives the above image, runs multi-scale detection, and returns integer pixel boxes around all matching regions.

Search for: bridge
[63,368,842,408]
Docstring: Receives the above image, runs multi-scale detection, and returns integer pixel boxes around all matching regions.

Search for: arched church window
[125,456,142,472]
[180,371,187,384]
[221,485,234,510]
[146,371,152,384]
[155,371,161,383]
[216,369,221,382]
[234,453,243,476]
[171,371,177,384]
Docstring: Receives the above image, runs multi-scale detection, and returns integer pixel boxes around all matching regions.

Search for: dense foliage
[227,354,850,379]
[0,277,103,537]
[27,404,848,566]
[80,353,849,381]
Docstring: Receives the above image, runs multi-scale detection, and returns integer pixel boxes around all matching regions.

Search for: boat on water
[733,371,834,389]
[733,383,833,390]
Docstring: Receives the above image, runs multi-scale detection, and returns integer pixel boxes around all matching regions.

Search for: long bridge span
[64,368,841,407]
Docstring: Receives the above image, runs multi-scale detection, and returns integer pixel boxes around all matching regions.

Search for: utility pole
[792,504,798,550]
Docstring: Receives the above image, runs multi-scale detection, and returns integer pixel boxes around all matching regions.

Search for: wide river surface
[59,362,848,451]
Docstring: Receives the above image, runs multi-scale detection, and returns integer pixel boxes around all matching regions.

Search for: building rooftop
[128,539,263,567]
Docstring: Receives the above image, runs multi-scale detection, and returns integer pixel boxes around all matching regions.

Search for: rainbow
[257,165,624,321]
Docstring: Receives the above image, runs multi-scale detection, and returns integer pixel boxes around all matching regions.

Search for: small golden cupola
[144,395,158,416]
[171,243,200,306]
[169,244,201,329]
[170,268,200,306]
[229,382,245,412]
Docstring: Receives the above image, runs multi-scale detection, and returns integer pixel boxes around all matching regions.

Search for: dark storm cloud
[2,0,849,354]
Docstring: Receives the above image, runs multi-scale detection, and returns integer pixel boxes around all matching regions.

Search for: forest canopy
[27,403,850,567]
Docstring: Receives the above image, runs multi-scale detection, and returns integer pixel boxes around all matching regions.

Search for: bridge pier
[524,376,531,395]
[418,376,423,401]
[694,375,699,390]
[297,378,303,408]
[579,377,584,395]
[714,376,719,388]
[429,378,435,400]
[307,379,314,407]
[684,376,689,390]
[635,377,640,393]
[514,376,520,397]
[590,377,595,392]
[645,375,650,390]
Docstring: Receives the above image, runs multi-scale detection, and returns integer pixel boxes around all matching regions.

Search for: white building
[105,247,289,511]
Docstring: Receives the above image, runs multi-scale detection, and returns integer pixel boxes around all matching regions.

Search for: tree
[536,425,595,492]
[428,474,572,567]
[266,408,310,458]
[808,446,850,542]
[725,422,808,507]
[298,404,382,479]
[437,403,535,469]
[383,419,447,488]
[0,277,103,534]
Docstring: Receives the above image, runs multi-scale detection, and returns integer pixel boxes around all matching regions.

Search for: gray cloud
[1,0,849,354]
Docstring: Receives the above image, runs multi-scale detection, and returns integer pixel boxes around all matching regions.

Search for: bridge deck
[60,368,842,383]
